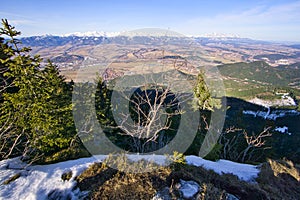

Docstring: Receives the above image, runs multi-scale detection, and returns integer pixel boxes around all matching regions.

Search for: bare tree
[220,126,243,161]
[0,111,18,159]
[240,127,272,162]
[114,82,185,153]
[220,126,272,163]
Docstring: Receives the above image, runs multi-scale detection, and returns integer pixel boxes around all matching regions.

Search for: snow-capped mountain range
[189,32,241,38]
[46,31,241,38]
[62,31,121,37]
[19,31,266,48]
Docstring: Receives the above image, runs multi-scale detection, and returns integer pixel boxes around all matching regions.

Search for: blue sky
[1,0,300,42]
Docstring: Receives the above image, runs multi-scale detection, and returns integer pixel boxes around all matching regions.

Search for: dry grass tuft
[75,162,118,192]
[76,154,172,200]
[257,159,300,200]
[268,158,300,181]
[2,173,21,185]
[197,183,225,200]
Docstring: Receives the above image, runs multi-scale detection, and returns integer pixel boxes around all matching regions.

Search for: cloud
[0,11,27,18]
[0,11,36,25]
[179,1,300,41]
[187,1,300,32]
[9,19,36,25]
[261,1,300,21]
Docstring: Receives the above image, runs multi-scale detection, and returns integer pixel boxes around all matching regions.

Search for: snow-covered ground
[0,156,109,200]
[275,126,292,136]
[0,155,260,200]
[249,96,296,107]
[186,156,259,182]
[243,109,299,120]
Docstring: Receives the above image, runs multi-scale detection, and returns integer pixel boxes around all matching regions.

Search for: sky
[1,0,300,42]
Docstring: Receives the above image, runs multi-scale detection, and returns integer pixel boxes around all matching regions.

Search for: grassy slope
[217,61,300,100]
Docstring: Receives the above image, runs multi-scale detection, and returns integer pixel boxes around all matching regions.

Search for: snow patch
[0,157,100,200]
[249,97,296,107]
[275,126,292,135]
[243,109,299,120]
[186,156,259,182]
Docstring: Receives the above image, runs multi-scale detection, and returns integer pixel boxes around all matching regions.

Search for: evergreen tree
[0,19,40,159]
[0,19,75,160]
[27,62,75,154]
[0,37,11,98]
[193,72,221,111]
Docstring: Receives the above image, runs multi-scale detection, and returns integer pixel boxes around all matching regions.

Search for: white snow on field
[243,109,299,120]
[275,126,292,135]
[0,155,260,200]
[186,156,259,182]
[249,96,296,107]
[0,156,103,200]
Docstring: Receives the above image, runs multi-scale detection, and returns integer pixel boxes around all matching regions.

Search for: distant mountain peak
[62,29,186,38]
[207,32,240,38]
[62,31,121,37]
[191,32,241,38]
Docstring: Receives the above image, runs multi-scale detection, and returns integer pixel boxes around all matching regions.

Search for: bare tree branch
[114,76,185,153]
[220,126,272,162]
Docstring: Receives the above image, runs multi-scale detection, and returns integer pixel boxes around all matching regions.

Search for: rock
[152,187,172,200]
[61,170,73,181]
[177,179,200,199]
[225,193,240,200]
[47,189,72,200]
